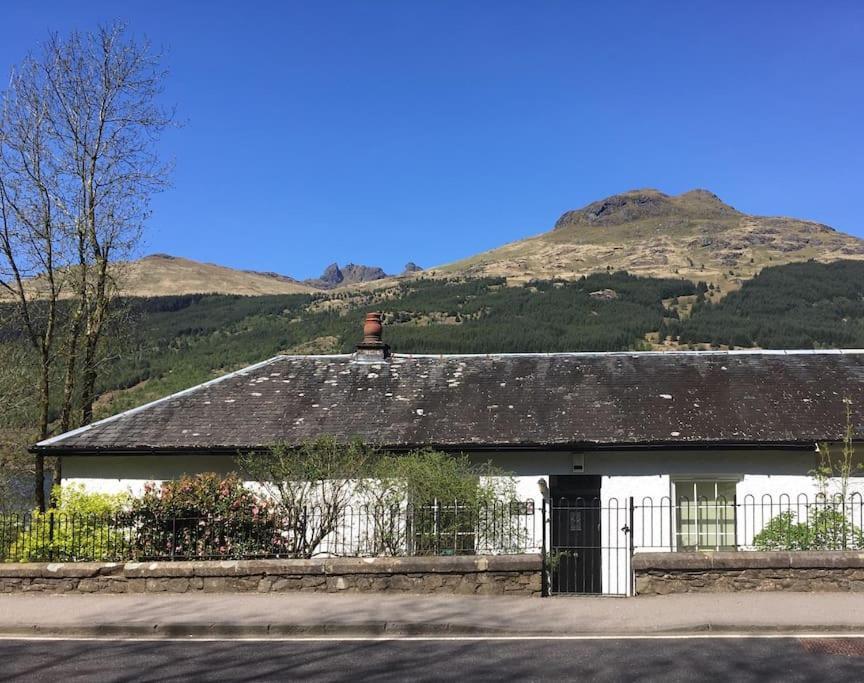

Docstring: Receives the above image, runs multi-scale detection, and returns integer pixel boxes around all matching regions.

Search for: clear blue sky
[3,1,863,279]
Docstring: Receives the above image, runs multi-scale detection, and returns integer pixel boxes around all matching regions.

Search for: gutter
[29,440,826,457]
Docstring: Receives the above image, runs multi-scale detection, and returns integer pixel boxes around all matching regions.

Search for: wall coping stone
[0,562,124,579]
[633,551,864,572]
[2,554,541,580]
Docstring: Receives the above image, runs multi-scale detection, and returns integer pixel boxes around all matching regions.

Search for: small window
[674,480,737,551]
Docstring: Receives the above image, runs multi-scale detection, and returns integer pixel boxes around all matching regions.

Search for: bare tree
[0,23,172,508]
[0,55,67,510]
[42,25,172,426]
[239,438,381,558]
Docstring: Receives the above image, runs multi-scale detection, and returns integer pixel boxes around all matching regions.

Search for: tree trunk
[59,330,81,431]
[56,297,83,509]
[35,360,50,512]
[59,255,86,434]
[50,457,62,505]
[80,254,109,426]
[34,456,45,512]
[80,331,100,426]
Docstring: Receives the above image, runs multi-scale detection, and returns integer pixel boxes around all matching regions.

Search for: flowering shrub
[125,473,283,559]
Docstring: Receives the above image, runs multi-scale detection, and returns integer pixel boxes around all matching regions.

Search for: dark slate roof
[35,350,864,453]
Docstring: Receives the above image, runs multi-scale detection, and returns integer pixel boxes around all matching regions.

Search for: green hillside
[98,271,695,415]
[671,260,864,348]
[4,261,864,431]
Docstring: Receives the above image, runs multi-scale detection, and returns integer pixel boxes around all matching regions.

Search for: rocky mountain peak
[304,262,389,289]
[341,263,387,284]
[675,189,740,217]
[679,188,724,203]
[554,189,674,229]
[554,188,740,230]
[402,261,422,275]
[319,262,344,286]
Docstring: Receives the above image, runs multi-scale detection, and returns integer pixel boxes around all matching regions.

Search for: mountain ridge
[436,188,864,287]
[303,262,391,289]
[553,188,742,229]
[72,188,864,297]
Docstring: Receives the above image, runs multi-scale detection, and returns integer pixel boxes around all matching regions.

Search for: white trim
[4,634,864,642]
[36,356,285,447]
[274,354,351,359]
[386,349,864,359]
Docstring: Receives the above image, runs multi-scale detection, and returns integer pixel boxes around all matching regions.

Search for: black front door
[549,475,602,593]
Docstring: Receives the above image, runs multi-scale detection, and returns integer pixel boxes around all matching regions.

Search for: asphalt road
[2,637,864,682]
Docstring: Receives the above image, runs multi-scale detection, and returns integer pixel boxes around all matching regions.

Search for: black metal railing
[0,500,537,563]
[542,492,864,596]
[5,491,863,575]
[632,492,864,552]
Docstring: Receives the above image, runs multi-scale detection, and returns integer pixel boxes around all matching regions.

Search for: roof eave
[30,439,830,457]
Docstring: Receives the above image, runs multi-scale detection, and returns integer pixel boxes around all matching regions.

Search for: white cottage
[33,315,864,594]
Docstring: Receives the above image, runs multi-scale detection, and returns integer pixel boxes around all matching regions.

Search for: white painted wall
[64,448,831,492]
[63,446,864,595]
[471,448,864,595]
[63,454,238,496]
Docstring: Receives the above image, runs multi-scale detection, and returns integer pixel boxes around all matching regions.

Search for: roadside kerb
[4,592,864,638]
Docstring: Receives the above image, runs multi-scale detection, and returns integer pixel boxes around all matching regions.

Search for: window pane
[674,480,737,550]
[716,481,736,503]
[675,481,696,503]
[695,481,718,501]
[677,500,698,548]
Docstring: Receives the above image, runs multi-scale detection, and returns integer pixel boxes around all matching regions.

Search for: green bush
[126,473,283,559]
[753,507,864,551]
[241,440,527,558]
[3,484,130,562]
[363,450,524,556]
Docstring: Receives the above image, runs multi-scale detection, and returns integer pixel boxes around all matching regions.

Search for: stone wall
[634,551,864,594]
[0,555,542,596]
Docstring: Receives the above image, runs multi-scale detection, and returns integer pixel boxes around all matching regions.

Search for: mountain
[304,262,390,289]
[2,254,404,299]
[121,254,316,296]
[437,189,864,287]
[120,256,394,296]
[17,188,861,298]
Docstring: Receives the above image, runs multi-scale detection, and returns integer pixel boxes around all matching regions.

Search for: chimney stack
[354,312,390,360]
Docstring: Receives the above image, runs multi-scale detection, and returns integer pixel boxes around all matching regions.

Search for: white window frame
[672,478,739,551]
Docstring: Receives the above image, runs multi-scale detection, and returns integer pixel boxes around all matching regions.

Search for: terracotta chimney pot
[363,312,383,345]
[355,311,390,359]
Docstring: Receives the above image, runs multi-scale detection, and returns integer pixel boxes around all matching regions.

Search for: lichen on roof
[34,350,864,453]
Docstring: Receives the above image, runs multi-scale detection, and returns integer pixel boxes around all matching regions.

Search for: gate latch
[620,524,631,534]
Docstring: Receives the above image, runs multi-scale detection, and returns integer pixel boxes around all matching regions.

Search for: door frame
[548,475,603,594]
